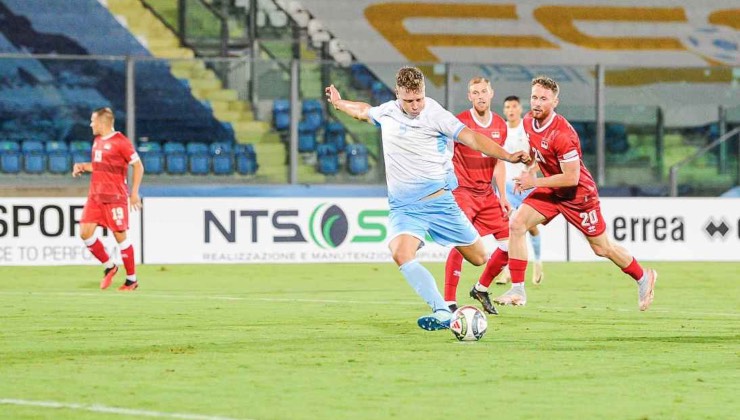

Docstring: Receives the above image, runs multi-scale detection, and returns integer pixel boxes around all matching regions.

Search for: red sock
[120,244,136,278]
[621,257,644,281]
[444,249,464,302]
[509,258,528,284]
[479,248,509,287]
[86,239,110,265]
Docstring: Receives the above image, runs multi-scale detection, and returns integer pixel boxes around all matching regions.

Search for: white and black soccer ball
[450,305,488,342]
[682,25,739,65]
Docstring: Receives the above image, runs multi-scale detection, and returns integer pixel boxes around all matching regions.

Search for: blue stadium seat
[45,141,68,153]
[236,153,258,175]
[273,99,290,131]
[186,142,209,155]
[136,141,162,153]
[316,143,339,175]
[298,121,317,153]
[324,122,346,152]
[350,64,374,90]
[166,152,187,174]
[347,143,369,175]
[21,140,44,153]
[235,143,255,156]
[70,140,92,152]
[189,153,210,175]
[212,153,234,175]
[71,151,89,163]
[0,140,20,153]
[371,81,394,104]
[47,151,71,174]
[23,152,47,173]
[209,141,232,155]
[0,151,21,173]
[164,142,186,154]
[141,151,164,174]
[302,99,324,131]
[606,123,629,154]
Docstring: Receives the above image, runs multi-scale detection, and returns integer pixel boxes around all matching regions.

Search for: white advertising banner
[568,198,740,261]
[143,197,569,264]
[0,198,142,266]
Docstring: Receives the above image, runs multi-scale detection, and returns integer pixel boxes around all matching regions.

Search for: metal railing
[669,126,740,196]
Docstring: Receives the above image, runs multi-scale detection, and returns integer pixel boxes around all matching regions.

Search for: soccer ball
[450,305,488,341]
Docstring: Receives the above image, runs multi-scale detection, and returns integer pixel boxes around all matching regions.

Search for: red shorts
[452,188,509,239]
[81,199,129,232]
[522,188,606,237]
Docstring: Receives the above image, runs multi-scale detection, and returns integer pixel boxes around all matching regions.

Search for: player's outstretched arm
[325,84,372,123]
[457,127,530,164]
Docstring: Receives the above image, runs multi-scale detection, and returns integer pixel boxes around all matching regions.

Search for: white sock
[474,283,488,292]
[103,259,115,269]
[126,275,137,282]
[512,282,525,292]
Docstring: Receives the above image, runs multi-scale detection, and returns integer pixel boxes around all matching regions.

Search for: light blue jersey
[368,98,477,247]
[503,121,532,208]
[368,98,465,209]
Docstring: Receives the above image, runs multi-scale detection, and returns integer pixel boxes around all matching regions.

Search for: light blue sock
[399,259,449,313]
[530,233,542,261]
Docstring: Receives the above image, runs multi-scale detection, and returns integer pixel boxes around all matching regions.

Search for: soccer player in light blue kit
[325,67,529,331]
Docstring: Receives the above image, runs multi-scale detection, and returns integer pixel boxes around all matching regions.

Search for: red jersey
[453,109,508,194]
[523,112,597,200]
[89,131,138,204]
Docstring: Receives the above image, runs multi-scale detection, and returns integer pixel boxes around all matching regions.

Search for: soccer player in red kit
[444,77,511,315]
[73,107,144,291]
[497,76,657,310]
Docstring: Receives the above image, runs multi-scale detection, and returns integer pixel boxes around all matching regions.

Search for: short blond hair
[531,76,559,97]
[93,107,115,124]
[468,76,491,90]
[396,66,425,93]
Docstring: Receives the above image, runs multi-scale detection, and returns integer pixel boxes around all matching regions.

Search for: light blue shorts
[389,190,479,247]
[506,180,533,209]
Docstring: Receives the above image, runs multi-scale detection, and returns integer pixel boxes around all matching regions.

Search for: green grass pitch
[1,262,738,419]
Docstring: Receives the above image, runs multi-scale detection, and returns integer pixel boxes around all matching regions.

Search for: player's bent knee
[591,244,610,258]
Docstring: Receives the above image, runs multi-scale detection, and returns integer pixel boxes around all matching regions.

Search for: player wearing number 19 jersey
[496,76,657,311]
[74,107,144,291]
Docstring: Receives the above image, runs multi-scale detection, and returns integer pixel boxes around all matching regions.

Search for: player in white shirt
[325,67,529,331]
[498,95,545,285]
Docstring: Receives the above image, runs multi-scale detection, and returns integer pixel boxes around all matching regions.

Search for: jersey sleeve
[367,101,393,127]
[119,137,140,164]
[555,128,580,163]
[429,101,465,140]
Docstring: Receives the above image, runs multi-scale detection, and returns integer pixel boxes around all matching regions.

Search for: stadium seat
[302,99,324,131]
[0,151,21,173]
[136,141,162,153]
[209,141,232,155]
[141,151,164,175]
[212,153,234,175]
[166,152,187,174]
[47,151,71,174]
[606,123,629,154]
[324,122,346,152]
[350,64,374,90]
[273,99,290,131]
[186,142,209,155]
[23,151,46,174]
[164,142,186,155]
[371,81,394,104]
[316,143,339,175]
[236,153,258,175]
[0,140,20,153]
[235,143,255,156]
[70,140,92,152]
[189,153,210,175]
[45,140,68,153]
[298,121,317,153]
[71,151,89,163]
[346,143,369,175]
[21,140,44,153]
